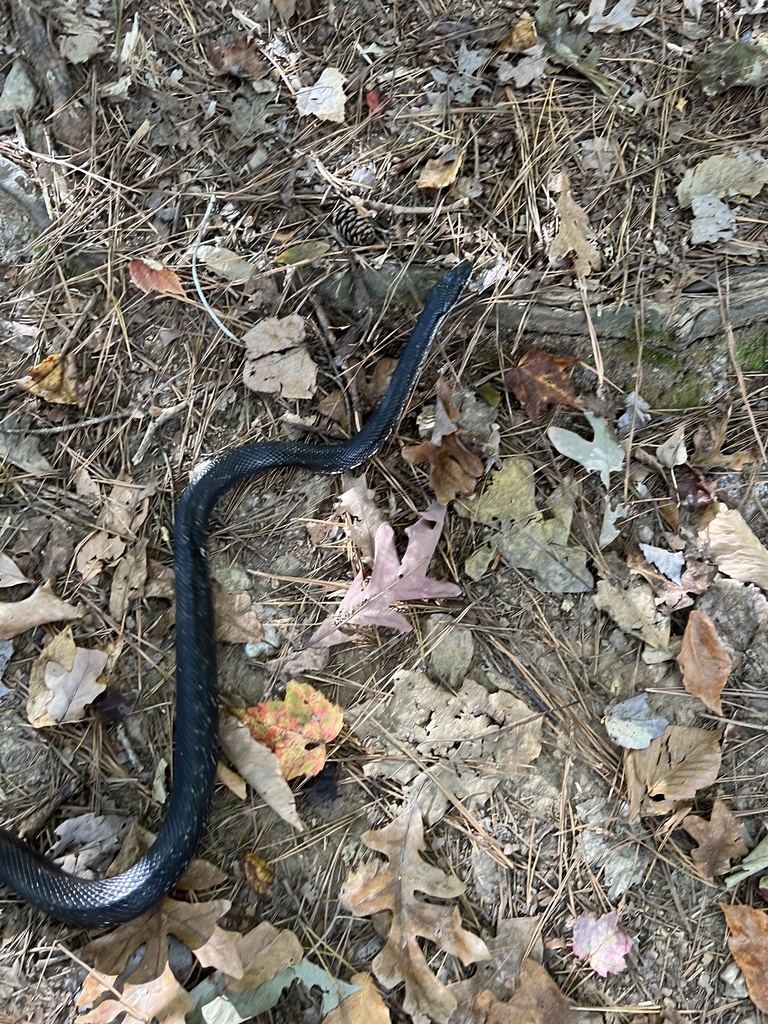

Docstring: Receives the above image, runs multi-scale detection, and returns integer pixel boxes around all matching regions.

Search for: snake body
[0,261,471,928]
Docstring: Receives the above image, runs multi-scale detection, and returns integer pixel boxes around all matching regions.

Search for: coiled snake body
[0,262,471,928]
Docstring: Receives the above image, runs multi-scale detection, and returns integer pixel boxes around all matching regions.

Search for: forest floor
[1,1,768,1023]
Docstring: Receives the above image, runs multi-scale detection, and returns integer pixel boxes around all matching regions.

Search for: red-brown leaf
[504,349,581,425]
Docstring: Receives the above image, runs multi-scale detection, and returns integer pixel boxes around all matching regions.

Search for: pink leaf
[309,502,460,647]
[572,911,632,977]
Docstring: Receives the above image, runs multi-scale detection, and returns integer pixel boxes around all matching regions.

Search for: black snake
[0,261,471,927]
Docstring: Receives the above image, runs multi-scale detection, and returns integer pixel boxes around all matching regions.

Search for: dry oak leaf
[129,257,186,298]
[682,798,747,879]
[625,725,723,820]
[548,173,601,279]
[340,804,490,1024]
[295,67,346,123]
[241,679,343,780]
[586,0,654,34]
[471,959,594,1024]
[322,972,391,1024]
[499,14,539,52]
[418,153,464,189]
[699,503,768,590]
[76,962,193,1024]
[721,903,768,1013]
[677,609,732,714]
[82,897,242,986]
[16,353,84,407]
[309,501,460,647]
[504,349,581,425]
[224,920,304,993]
[220,712,303,830]
[0,582,83,640]
[26,626,107,727]
[404,431,484,504]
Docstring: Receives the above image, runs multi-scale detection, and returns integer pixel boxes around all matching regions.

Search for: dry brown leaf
[219,712,304,830]
[337,474,384,565]
[241,851,273,897]
[403,431,485,504]
[225,920,303,992]
[82,897,241,985]
[682,798,747,879]
[548,173,601,279]
[625,725,722,820]
[27,627,107,727]
[721,903,768,1013]
[207,35,268,79]
[129,257,186,298]
[16,353,84,407]
[340,804,490,1024]
[213,583,265,644]
[175,858,228,891]
[216,759,247,799]
[691,418,757,471]
[0,552,30,587]
[503,349,581,425]
[498,14,539,52]
[0,582,84,640]
[109,538,148,620]
[700,503,768,590]
[593,577,670,650]
[242,313,318,400]
[322,972,392,1024]
[76,962,193,1024]
[677,609,732,714]
[418,153,463,189]
[472,959,593,1024]
[76,479,152,582]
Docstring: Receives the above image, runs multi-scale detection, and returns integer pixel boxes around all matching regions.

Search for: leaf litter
[4,0,768,1019]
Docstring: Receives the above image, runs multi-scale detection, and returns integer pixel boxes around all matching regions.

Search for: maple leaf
[340,805,490,1023]
[82,897,241,985]
[309,502,460,647]
[721,903,768,1013]
[625,725,723,820]
[129,257,186,298]
[572,910,632,977]
[16,353,84,407]
[504,349,581,425]
[241,680,343,780]
[682,798,747,879]
[677,610,732,715]
[548,172,601,279]
[76,962,193,1024]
